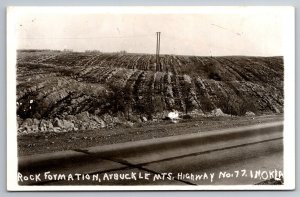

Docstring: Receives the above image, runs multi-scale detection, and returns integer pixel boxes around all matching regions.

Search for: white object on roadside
[168,111,179,120]
[30,100,33,104]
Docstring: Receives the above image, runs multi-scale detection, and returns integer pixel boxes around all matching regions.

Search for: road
[18,121,283,186]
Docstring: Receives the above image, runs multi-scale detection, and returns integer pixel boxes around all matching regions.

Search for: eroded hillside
[16,50,284,133]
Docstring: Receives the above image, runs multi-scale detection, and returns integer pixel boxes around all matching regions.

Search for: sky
[14,7,286,56]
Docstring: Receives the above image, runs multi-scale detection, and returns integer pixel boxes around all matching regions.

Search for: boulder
[31,125,39,132]
[53,118,74,130]
[53,127,61,133]
[245,111,255,116]
[127,121,134,127]
[97,119,106,128]
[21,118,34,127]
[40,126,46,132]
[112,117,123,126]
[33,118,40,125]
[79,125,87,130]
[48,122,54,129]
[91,116,99,123]
[210,108,227,117]
[190,109,204,116]
[75,111,90,122]
[38,120,54,132]
[39,119,49,128]
[65,114,76,121]
[17,116,23,127]
[141,116,148,122]
[53,118,63,128]
[83,119,99,129]
[62,119,75,130]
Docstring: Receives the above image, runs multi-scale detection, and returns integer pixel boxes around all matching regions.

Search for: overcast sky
[15,7,286,56]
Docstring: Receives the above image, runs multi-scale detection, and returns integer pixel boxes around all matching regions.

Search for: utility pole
[156,32,161,71]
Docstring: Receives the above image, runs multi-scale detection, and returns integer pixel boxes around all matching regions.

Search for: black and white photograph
[6,6,295,190]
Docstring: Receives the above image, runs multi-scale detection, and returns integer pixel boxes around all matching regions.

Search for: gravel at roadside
[18,114,283,156]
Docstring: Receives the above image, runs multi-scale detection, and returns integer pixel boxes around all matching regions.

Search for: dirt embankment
[16,51,283,135]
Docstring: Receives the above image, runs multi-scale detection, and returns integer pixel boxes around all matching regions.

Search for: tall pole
[158,32,161,70]
[156,32,158,66]
[156,32,161,71]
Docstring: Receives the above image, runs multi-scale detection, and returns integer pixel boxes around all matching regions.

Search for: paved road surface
[18,121,283,186]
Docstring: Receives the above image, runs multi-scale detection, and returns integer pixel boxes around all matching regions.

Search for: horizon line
[17,49,284,57]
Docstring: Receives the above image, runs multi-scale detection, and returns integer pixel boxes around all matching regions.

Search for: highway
[18,121,283,186]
